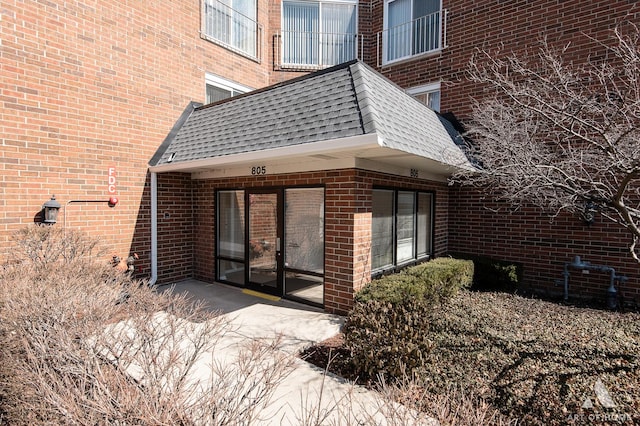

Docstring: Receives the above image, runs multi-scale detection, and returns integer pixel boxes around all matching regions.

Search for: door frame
[245,188,284,296]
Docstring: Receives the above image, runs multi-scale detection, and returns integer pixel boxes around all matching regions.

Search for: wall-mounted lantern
[42,195,61,224]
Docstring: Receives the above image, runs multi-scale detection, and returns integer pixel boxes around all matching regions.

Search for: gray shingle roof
[150,60,467,170]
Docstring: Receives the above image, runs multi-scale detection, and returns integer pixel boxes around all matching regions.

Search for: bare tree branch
[453,23,640,262]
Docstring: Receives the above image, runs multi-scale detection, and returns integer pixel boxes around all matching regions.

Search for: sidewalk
[164,279,438,425]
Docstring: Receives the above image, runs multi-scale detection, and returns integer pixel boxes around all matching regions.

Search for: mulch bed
[300,333,353,377]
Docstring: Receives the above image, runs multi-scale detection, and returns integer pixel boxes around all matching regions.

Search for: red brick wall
[193,179,216,283]
[0,0,280,266]
[155,173,194,283]
[8,0,635,309]
[366,0,640,305]
[449,187,640,306]
[370,0,640,119]
[188,168,448,313]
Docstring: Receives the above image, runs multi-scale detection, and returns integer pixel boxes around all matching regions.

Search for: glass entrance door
[247,190,283,295]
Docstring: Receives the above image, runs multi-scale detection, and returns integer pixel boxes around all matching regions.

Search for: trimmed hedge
[344,257,473,381]
[342,298,433,379]
[355,257,474,304]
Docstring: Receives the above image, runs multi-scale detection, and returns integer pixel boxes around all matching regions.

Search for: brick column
[324,171,372,314]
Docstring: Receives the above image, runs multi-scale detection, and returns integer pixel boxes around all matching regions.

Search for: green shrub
[403,257,473,303]
[342,298,433,380]
[354,272,423,304]
[344,257,473,381]
[355,257,474,305]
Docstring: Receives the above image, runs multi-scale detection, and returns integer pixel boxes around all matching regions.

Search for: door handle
[276,237,281,252]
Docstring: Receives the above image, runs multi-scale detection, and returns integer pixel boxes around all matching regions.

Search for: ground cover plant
[303,289,640,425]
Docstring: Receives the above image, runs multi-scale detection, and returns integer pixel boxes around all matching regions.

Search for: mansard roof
[150,60,469,177]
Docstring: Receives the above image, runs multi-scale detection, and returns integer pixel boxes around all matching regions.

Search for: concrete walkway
[165,279,342,354]
[160,279,437,425]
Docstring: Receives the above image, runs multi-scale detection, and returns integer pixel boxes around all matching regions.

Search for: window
[205,73,252,104]
[407,82,440,112]
[372,190,394,270]
[396,191,416,263]
[217,190,245,284]
[416,192,433,257]
[281,0,358,68]
[371,189,433,272]
[203,0,259,59]
[382,0,442,64]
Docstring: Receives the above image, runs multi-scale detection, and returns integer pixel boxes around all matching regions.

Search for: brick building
[149,61,467,312]
[368,0,640,305]
[2,0,639,313]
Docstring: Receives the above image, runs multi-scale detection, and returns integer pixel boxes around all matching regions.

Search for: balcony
[275,31,362,70]
[202,0,261,61]
[377,9,447,66]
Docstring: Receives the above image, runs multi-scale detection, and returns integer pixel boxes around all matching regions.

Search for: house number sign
[251,166,266,175]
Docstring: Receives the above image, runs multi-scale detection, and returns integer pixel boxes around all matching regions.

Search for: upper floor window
[381,0,444,65]
[202,0,259,60]
[205,73,252,104]
[281,0,358,69]
[407,82,440,112]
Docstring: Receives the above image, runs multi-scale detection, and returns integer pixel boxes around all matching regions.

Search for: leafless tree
[454,22,640,261]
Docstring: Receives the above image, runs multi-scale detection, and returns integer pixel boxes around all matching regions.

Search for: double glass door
[216,187,325,305]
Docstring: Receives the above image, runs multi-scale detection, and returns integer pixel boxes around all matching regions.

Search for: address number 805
[251,166,266,175]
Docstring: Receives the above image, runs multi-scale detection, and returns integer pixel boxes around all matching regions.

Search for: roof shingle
[150,60,468,170]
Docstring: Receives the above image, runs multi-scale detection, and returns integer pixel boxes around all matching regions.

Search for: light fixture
[581,201,597,225]
[42,195,61,224]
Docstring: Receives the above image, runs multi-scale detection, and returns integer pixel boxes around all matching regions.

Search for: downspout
[147,102,201,287]
[149,171,158,287]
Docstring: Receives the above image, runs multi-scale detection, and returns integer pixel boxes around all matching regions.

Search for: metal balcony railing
[276,31,362,69]
[202,0,261,61]
[377,9,447,66]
